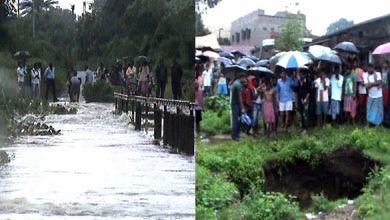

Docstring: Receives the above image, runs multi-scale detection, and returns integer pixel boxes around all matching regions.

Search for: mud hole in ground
[263,147,380,209]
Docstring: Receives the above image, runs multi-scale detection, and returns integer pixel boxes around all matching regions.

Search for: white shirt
[253,88,263,104]
[202,68,212,87]
[218,76,226,85]
[314,78,330,102]
[17,67,25,83]
[330,74,344,101]
[31,68,41,85]
[363,71,382,98]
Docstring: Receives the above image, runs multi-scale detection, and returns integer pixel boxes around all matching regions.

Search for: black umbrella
[196,55,209,63]
[222,65,247,79]
[256,59,269,67]
[247,56,259,62]
[219,51,234,59]
[334,42,359,53]
[13,51,31,60]
[134,55,149,65]
[317,52,341,64]
[231,50,246,57]
[247,67,274,78]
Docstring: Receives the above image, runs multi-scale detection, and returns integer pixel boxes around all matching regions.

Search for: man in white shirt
[364,63,383,126]
[16,62,26,98]
[330,66,344,127]
[314,69,330,127]
[31,63,41,98]
[202,63,212,96]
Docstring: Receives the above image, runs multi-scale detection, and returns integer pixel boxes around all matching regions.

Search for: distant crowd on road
[15,58,184,102]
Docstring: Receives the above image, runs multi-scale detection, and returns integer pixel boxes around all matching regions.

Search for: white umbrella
[308,45,331,59]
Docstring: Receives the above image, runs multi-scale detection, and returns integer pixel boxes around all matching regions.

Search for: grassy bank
[196,125,390,219]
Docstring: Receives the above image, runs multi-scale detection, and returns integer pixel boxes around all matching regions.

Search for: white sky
[201,0,390,36]
[57,0,90,15]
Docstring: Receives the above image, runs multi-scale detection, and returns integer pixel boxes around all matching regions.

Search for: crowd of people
[15,58,185,102]
[195,58,390,141]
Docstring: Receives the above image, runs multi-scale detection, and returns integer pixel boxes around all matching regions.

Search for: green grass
[196,125,390,219]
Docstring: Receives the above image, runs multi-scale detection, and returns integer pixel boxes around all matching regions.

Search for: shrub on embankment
[196,126,390,219]
[82,81,122,103]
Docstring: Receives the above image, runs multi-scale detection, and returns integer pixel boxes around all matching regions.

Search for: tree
[195,12,209,36]
[275,12,306,51]
[218,37,231,45]
[326,18,354,35]
[19,0,59,38]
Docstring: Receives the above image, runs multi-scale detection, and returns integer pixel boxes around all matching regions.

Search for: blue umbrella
[334,42,359,53]
[237,58,256,68]
[256,59,269,67]
[247,56,259,62]
[216,57,233,66]
[247,66,274,78]
[276,51,310,69]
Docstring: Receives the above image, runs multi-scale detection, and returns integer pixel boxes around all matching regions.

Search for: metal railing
[114,92,195,155]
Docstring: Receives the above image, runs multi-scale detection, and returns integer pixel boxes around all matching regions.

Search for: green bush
[310,193,347,213]
[200,176,239,210]
[204,96,230,113]
[201,110,231,135]
[82,81,121,103]
[196,205,217,220]
[240,189,300,220]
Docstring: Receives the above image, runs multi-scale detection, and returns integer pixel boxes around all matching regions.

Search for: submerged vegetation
[196,126,390,219]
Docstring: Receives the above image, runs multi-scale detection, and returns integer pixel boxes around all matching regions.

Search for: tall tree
[326,18,354,35]
[195,12,209,36]
[275,12,306,51]
[19,0,58,38]
[0,0,16,48]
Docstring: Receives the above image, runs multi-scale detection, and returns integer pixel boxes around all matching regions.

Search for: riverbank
[196,125,390,219]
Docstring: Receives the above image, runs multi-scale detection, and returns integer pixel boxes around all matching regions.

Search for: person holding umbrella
[171,58,183,100]
[16,61,27,98]
[155,58,168,98]
[276,70,298,132]
[230,73,246,141]
[31,63,41,98]
[363,63,383,126]
[381,60,389,119]
[44,63,59,102]
[330,66,344,127]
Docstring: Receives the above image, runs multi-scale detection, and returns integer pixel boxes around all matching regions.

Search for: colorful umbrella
[373,42,390,55]
[269,51,287,64]
[334,42,359,53]
[276,51,310,69]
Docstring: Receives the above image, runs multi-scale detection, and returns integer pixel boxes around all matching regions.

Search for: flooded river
[0,103,195,219]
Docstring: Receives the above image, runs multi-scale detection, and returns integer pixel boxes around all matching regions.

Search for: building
[305,13,390,64]
[230,9,306,49]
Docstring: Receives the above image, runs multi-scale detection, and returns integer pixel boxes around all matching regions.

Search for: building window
[263,27,267,31]
[242,30,246,40]
[236,32,240,43]
[271,27,275,32]
[232,35,235,42]
[247,29,251,40]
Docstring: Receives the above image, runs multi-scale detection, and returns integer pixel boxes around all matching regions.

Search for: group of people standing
[16,61,58,102]
[228,60,389,141]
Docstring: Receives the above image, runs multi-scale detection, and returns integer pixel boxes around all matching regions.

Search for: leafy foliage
[326,18,354,35]
[82,80,120,103]
[201,110,231,135]
[310,193,347,213]
[204,95,230,113]
[275,12,306,51]
[240,189,300,220]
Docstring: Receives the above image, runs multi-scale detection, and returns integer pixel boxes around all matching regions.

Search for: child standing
[263,82,276,137]
[314,69,330,127]
[217,72,228,96]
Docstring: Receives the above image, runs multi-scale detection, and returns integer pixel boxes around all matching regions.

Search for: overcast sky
[57,0,88,15]
[201,0,390,36]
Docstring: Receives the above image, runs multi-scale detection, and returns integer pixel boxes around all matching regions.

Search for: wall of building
[230,9,306,47]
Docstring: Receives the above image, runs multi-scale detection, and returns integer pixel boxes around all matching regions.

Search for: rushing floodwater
[0,103,195,219]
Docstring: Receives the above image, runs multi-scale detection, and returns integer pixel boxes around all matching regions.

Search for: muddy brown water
[0,103,195,219]
[264,147,379,209]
